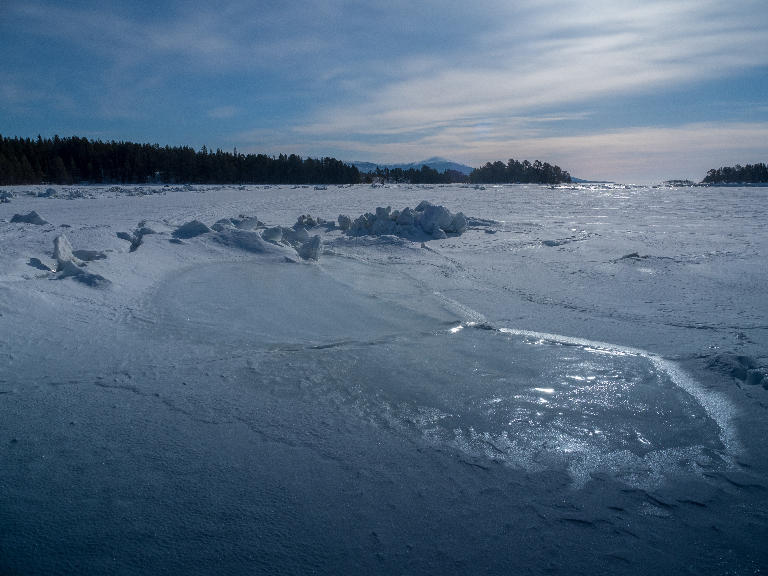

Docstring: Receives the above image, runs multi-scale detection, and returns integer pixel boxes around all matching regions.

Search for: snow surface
[1,183,767,575]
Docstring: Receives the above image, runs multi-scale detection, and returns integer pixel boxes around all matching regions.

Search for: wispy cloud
[299,0,768,140]
[3,0,767,181]
[207,106,241,119]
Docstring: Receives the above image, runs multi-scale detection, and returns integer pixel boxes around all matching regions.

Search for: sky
[1,0,767,183]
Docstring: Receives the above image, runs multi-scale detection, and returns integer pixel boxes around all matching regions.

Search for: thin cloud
[3,0,767,182]
[207,106,241,119]
[300,1,768,142]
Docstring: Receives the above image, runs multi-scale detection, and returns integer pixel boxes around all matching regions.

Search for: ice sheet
[1,183,766,575]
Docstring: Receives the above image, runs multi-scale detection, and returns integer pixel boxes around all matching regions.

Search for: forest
[0,134,573,186]
[468,159,571,184]
[366,165,469,184]
[0,135,360,185]
[702,163,768,184]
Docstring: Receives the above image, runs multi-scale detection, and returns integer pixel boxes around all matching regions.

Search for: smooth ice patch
[140,257,739,489]
[143,258,462,347]
[249,327,732,489]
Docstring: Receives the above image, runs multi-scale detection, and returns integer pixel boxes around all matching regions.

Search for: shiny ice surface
[1,183,766,575]
[150,260,735,491]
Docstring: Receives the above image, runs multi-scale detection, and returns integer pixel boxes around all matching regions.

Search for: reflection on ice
[147,259,740,490]
[250,324,736,490]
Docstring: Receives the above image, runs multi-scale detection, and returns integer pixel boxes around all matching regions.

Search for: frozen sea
[1,183,766,574]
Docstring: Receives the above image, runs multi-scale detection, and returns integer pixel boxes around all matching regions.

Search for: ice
[52,234,82,268]
[297,234,323,260]
[172,219,212,238]
[234,216,259,230]
[10,210,48,225]
[55,259,112,288]
[1,183,767,575]
[145,258,459,346]
[342,200,468,239]
[260,226,283,242]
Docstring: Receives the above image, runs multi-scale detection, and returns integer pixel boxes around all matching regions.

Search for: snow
[1,183,767,574]
[10,210,48,225]
[172,219,213,238]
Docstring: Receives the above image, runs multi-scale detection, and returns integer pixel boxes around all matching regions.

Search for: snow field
[1,183,767,574]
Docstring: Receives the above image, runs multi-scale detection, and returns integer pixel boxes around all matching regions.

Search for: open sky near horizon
[1,0,767,183]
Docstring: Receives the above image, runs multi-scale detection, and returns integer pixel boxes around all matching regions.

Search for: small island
[702,163,768,184]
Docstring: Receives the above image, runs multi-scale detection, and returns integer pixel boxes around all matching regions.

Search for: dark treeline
[0,134,360,185]
[702,163,768,184]
[367,165,469,184]
[0,133,573,186]
[468,159,571,184]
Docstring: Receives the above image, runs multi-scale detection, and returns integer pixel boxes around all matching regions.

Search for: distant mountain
[347,157,475,175]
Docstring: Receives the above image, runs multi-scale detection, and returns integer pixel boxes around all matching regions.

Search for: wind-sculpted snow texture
[0,183,767,575]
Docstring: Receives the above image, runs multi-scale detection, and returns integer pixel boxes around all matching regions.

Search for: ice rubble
[210,215,259,232]
[162,201,468,263]
[338,200,467,240]
[264,225,323,261]
[169,218,324,261]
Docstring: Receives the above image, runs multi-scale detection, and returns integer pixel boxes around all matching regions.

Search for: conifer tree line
[367,165,469,184]
[0,135,361,185]
[373,160,572,184]
[702,163,768,184]
[0,134,573,186]
[468,159,571,184]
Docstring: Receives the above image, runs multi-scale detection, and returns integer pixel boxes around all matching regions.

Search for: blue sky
[1,0,767,182]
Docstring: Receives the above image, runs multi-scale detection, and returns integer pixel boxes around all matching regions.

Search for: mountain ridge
[346,157,475,175]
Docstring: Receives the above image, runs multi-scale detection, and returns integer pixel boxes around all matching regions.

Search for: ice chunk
[172,220,212,239]
[211,218,236,232]
[395,208,416,226]
[281,227,310,247]
[415,200,432,211]
[261,227,283,242]
[371,218,395,235]
[297,235,323,261]
[420,205,454,236]
[431,228,447,240]
[295,214,318,227]
[337,215,352,230]
[53,235,84,269]
[11,211,49,225]
[235,217,258,231]
[450,212,468,234]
